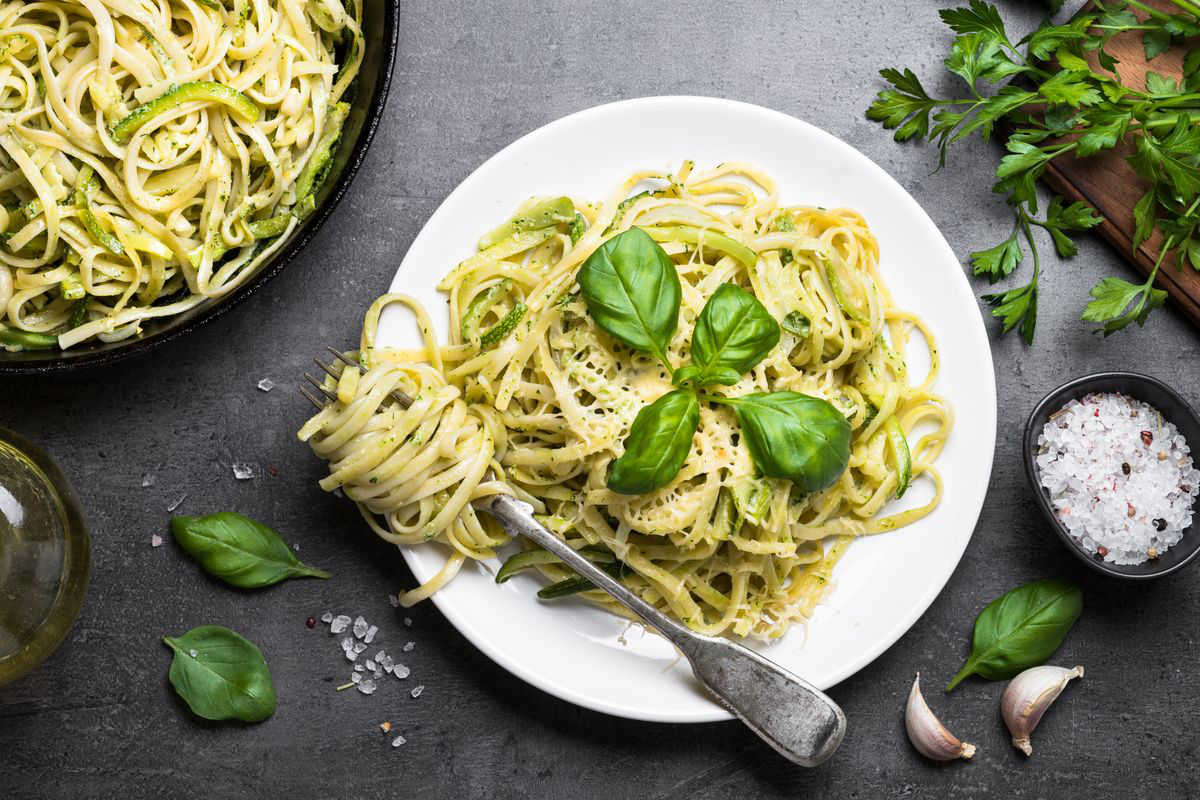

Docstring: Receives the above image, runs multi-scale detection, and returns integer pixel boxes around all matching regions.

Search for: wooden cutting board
[1038,2,1200,324]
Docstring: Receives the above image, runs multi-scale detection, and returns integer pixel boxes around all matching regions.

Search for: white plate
[378,96,996,723]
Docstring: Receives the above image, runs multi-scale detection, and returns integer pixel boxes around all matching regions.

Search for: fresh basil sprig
[673,283,780,387]
[577,227,854,495]
[608,388,700,494]
[163,625,277,722]
[717,392,851,492]
[946,578,1083,691]
[578,225,680,367]
[171,512,330,589]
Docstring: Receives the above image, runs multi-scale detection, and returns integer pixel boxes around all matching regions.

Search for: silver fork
[303,349,847,766]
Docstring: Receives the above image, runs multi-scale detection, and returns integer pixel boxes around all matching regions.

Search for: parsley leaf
[970,230,1023,280]
[1081,276,1167,335]
[983,277,1038,344]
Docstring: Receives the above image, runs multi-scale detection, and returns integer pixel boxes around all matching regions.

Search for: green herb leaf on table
[608,388,700,495]
[719,392,851,493]
[1035,196,1104,259]
[578,226,681,368]
[163,625,276,722]
[675,283,781,388]
[171,512,330,589]
[970,229,1023,281]
[1081,275,1167,335]
[983,277,1038,345]
[946,578,1082,691]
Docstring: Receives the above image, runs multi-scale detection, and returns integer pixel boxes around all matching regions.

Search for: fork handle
[474,493,846,767]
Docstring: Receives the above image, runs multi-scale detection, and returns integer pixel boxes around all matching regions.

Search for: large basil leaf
[675,283,780,387]
[725,392,851,492]
[608,388,699,494]
[163,625,276,722]
[171,512,330,589]
[578,226,680,366]
[946,579,1082,690]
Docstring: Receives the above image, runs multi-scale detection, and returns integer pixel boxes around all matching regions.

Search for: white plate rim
[380,95,997,723]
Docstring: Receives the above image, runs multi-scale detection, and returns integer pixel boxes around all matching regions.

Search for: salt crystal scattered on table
[364,625,378,644]
[330,615,351,634]
[402,641,414,652]
[365,659,377,671]
[373,670,383,679]
[341,636,354,652]
[355,664,365,672]
[141,473,155,488]
[353,615,368,638]
[353,642,367,654]
[345,649,359,662]
[321,612,334,624]
[392,735,407,748]
[292,543,300,552]
[150,535,162,547]
[351,672,363,683]
[410,685,424,699]
[358,679,377,695]
[257,377,276,392]
[403,617,412,627]
[393,664,410,680]
[166,493,187,512]
[232,462,255,480]
[388,594,400,608]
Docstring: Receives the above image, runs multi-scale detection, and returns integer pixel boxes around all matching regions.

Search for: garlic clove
[905,673,976,761]
[1001,664,1084,756]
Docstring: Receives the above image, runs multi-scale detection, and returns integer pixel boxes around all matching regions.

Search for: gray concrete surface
[3,1,1199,797]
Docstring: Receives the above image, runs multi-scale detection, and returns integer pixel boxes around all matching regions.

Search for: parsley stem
[1165,0,1200,18]
[1125,0,1174,21]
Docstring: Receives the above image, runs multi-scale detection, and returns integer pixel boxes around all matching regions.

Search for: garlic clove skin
[1001,665,1084,757]
[905,673,976,761]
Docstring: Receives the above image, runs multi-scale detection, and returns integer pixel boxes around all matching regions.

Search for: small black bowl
[1023,372,1200,580]
[0,0,399,375]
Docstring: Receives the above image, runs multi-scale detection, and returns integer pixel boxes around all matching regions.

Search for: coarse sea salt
[1036,392,1200,565]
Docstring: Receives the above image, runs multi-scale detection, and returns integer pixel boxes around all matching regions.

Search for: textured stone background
[3,1,1199,797]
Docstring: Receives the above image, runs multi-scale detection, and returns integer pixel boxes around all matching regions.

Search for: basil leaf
[608,388,699,494]
[724,392,851,492]
[171,512,330,589]
[163,625,276,722]
[680,283,780,387]
[578,226,680,367]
[946,579,1082,690]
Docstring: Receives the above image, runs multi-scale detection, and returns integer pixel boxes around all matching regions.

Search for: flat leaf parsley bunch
[868,0,1200,340]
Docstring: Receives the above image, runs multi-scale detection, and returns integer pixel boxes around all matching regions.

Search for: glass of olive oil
[0,427,89,686]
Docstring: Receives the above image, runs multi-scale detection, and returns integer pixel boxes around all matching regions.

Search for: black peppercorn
[1122,462,1131,475]
[1154,518,1167,531]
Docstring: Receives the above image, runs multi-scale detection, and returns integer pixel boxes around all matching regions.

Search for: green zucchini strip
[74,165,124,255]
[479,302,526,349]
[537,560,626,600]
[822,255,869,324]
[638,224,758,268]
[495,545,616,584]
[885,415,912,498]
[0,326,58,350]
[460,278,513,343]
[293,101,349,207]
[112,82,261,143]
[477,196,574,250]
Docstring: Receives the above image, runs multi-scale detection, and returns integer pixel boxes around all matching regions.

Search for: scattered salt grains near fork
[165,493,187,512]
[393,664,410,680]
[150,535,162,548]
[232,462,256,480]
[364,625,378,644]
[358,679,377,695]
[1037,392,1200,565]
[410,685,424,699]
[321,612,334,624]
[402,641,414,652]
[353,642,367,654]
[256,377,276,392]
[353,616,368,638]
[330,615,351,634]
[392,735,407,748]
[365,659,377,671]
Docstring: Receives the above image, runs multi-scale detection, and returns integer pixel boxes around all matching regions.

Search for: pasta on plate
[300,162,953,640]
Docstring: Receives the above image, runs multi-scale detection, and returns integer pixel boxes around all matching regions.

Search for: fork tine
[327,346,358,368]
[299,386,326,410]
[313,357,341,381]
[303,372,339,402]
[322,345,415,409]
